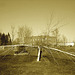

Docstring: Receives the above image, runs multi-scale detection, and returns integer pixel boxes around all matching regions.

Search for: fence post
[37,46,42,61]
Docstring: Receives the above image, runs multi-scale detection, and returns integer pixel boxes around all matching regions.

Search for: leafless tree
[11,25,15,44]
[17,25,32,44]
[42,12,67,46]
[52,28,61,46]
[62,35,67,46]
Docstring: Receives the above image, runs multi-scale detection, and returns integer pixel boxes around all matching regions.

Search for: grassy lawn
[0,54,75,75]
[0,46,75,75]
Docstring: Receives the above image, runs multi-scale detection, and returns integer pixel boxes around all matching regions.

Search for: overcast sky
[0,0,75,42]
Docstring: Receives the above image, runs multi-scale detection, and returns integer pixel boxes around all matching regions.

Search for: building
[24,35,56,46]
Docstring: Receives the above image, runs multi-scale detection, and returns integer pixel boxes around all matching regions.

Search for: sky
[0,0,75,42]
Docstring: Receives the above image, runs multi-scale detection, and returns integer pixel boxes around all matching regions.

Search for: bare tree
[52,28,60,46]
[42,12,67,46]
[24,25,32,44]
[17,25,32,44]
[17,26,24,43]
[11,25,15,44]
[62,35,67,46]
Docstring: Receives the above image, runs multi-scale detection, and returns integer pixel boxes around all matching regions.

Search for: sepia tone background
[0,1,75,75]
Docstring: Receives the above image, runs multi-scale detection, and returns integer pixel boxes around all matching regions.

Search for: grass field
[0,46,75,75]
[0,54,75,75]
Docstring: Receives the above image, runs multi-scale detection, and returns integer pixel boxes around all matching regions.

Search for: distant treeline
[0,33,12,45]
